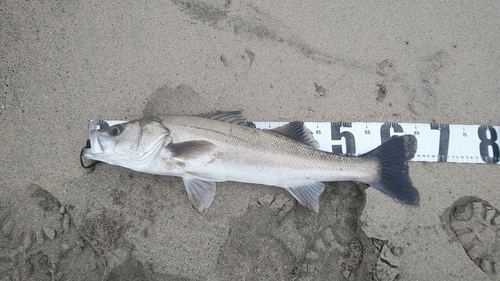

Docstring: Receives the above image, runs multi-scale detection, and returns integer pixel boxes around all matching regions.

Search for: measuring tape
[256,122,499,164]
[90,120,499,164]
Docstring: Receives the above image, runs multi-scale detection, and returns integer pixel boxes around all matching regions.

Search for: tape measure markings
[90,120,499,164]
[254,122,499,164]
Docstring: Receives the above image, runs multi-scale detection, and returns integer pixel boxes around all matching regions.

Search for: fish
[81,111,419,212]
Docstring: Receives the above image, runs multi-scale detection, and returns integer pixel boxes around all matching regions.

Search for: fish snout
[88,130,104,154]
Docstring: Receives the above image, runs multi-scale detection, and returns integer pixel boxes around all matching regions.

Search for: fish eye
[108,125,124,136]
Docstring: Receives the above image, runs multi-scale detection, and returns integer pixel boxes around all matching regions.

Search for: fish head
[82,117,171,170]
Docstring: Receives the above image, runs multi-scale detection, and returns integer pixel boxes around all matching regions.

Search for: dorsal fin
[271,122,320,149]
[197,111,256,127]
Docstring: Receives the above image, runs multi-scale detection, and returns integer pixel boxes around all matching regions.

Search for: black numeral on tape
[478,126,499,164]
[380,122,404,143]
[431,124,450,162]
[331,123,356,155]
[325,121,499,164]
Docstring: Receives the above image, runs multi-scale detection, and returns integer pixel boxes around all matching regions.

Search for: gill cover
[139,117,171,152]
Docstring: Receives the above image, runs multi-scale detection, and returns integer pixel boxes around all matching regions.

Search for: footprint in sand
[445,197,500,280]
[216,181,379,280]
[0,184,105,281]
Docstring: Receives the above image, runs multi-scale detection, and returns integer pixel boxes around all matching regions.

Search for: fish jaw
[82,125,169,171]
[81,130,104,160]
[87,137,166,171]
[90,130,104,154]
[82,131,117,163]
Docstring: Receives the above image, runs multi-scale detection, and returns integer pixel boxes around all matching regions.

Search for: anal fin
[182,176,216,212]
[286,182,325,212]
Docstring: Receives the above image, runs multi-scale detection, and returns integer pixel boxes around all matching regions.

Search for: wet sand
[1,1,499,280]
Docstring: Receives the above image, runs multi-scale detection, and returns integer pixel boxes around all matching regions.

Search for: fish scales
[82,111,419,212]
[160,115,378,187]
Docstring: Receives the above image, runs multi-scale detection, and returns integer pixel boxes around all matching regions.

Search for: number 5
[331,123,356,155]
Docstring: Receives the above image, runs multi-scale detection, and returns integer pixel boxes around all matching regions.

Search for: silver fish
[81,111,419,212]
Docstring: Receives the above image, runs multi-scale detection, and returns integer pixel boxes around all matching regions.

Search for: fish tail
[363,135,420,205]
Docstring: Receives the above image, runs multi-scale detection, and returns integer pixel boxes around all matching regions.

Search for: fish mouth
[81,130,104,163]
[89,130,104,154]
[82,120,110,158]
[80,130,103,168]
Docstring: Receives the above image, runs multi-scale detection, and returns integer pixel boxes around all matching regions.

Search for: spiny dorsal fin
[197,111,256,127]
[271,122,320,149]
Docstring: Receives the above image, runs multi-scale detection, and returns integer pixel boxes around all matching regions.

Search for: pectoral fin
[182,176,216,212]
[286,182,325,212]
[167,140,215,159]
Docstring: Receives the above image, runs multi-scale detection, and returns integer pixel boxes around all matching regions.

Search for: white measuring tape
[256,122,499,164]
[90,120,500,164]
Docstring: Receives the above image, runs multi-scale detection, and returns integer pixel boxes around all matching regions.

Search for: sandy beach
[1,1,499,280]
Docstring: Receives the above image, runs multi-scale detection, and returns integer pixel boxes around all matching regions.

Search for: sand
[1,1,499,280]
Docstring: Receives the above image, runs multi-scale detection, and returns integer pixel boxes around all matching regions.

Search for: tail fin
[363,135,420,205]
